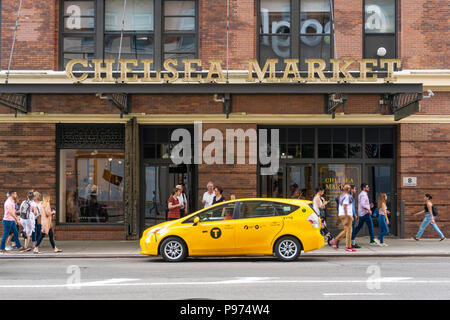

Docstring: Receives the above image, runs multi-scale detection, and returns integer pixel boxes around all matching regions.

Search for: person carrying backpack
[412,194,445,241]
[19,191,35,252]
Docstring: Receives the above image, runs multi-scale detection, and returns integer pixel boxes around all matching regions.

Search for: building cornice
[0,113,449,124]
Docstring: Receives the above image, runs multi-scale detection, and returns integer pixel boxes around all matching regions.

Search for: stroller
[319,209,335,246]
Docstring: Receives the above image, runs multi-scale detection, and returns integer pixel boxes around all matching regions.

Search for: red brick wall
[1,0,58,70]
[418,92,450,115]
[400,0,449,69]
[0,123,56,234]
[334,0,362,60]
[397,123,449,238]
[197,123,258,207]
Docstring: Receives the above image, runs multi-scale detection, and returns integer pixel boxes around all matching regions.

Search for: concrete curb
[1,252,449,259]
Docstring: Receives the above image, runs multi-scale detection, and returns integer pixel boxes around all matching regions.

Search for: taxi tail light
[307,213,320,229]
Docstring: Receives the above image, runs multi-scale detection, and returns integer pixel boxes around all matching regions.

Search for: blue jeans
[416,214,444,238]
[1,220,22,250]
[378,215,389,243]
[352,214,375,242]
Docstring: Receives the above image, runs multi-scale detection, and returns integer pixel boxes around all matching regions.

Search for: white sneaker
[381,243,388,247]
[5,245,12,251]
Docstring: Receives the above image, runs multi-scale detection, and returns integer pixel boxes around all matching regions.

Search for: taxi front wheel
[274,236,301,262]
[160,237,188,262]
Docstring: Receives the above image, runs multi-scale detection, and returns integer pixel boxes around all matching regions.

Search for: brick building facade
[0,0,448,240]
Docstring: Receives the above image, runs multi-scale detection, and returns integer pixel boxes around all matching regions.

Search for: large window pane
[59,149,125,224]
[164,1,195,16]
[365,0,395,33]
[105,0,154,31]
[299,35,331,70]
[64,36,95,53]
[300,0,331,34]
[164,35,195,53]
[260,0,290,34]
[64,0,95,31]
[104,34,154,61]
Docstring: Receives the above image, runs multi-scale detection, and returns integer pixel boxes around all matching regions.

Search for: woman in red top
[168,188,183,220]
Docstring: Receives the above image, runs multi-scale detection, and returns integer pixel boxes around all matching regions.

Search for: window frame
[56,123,126,226]
[58,0,199,71]
[257,0,334,71]
[59,0,97,70]
[362,0,398,59]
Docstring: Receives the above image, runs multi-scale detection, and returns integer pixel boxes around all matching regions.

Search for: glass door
[318,164,362,235]
[142,163,196,232]
[286,165,313,199]
[366,165,396,235]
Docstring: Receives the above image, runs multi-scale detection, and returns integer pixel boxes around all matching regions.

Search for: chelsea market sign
[65,58,402,83]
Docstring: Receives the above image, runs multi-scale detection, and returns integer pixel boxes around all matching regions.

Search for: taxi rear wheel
[160,237,188,262]
[274,236,301,262]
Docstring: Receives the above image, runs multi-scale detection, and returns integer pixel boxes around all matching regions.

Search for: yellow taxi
[140,198,324,262]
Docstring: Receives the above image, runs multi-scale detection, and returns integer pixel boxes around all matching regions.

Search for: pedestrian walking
[176,184,188,217]
[31,191,42,249]
[19,191,35,251]
[202,181,215,208]
[377,193,390,246]
[352,183,379,246]
[330,184,356,252]
[167,187,183,220]
[412,194,445,241]
[350,185,361,249]
[313,187,328,218]
[33,193,62,254]
[212,186,225,204]
[1,191,25,253]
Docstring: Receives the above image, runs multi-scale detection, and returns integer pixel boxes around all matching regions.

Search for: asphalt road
[1,256,449,300]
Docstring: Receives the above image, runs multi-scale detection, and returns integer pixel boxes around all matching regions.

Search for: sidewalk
[0,237,449,259]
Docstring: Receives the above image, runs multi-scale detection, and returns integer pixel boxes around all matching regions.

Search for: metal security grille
[56,124,125,149]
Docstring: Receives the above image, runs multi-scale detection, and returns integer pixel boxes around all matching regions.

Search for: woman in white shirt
[313,187,328,217]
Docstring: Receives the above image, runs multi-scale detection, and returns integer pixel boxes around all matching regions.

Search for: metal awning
[0,82,422,95]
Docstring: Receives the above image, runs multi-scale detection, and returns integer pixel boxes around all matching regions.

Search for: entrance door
[318,164,362,235]
[142,163,196,232]
[367,165,396,235]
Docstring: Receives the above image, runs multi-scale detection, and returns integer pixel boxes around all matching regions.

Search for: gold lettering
[141,59,161,82]
[206,59,226,82]
[246,59,278,82]
[65,59,88,82]
[305,59,327,82]
[163,59,179,82]
[118,59,138,82]
[281,59,303,82]
[329,59,341,82]
[339,59,356,82]
[92,59,115,82]
[182,59,202,82]
[380,59,401,82]
[358,59,378,82]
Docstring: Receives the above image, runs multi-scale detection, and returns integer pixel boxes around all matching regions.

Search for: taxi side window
[182,203,235,223]
[238,201,277,219]
[272,203,300,216]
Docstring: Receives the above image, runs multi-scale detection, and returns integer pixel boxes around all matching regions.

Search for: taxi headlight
[145,227,163,243]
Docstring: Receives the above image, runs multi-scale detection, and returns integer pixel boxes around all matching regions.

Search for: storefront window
[59,149,125,224]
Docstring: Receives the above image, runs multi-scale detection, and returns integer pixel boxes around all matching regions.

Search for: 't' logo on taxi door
[210,228,222,239]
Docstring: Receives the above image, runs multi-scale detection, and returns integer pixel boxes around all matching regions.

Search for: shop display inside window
[59,149,125,224]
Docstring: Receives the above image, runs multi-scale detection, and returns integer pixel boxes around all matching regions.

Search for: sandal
[54,249,63,253]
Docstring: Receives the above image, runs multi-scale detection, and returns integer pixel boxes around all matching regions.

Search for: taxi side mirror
[193,216,200,226]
